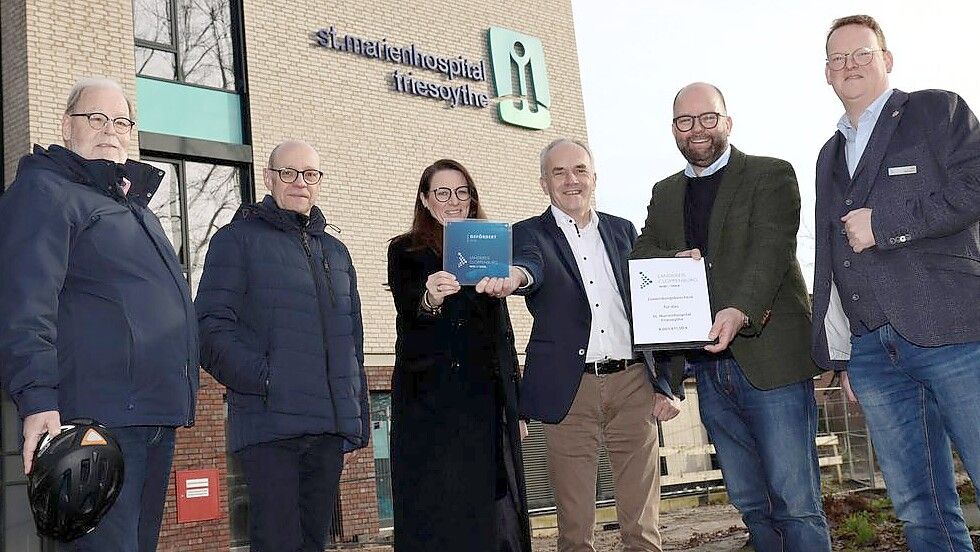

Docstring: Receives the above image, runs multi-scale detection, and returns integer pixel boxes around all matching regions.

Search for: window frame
[133,0,249,94]
[140,153,254,290]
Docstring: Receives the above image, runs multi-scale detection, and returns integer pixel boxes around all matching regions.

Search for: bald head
[268,140,318,168]
[672,82,727,115]
[264,140,322,215]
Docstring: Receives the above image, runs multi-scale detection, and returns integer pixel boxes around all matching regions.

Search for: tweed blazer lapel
[850,90,910,206]
[707,147,748,258]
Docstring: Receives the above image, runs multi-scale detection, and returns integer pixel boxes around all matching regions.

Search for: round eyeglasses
[267,167,324,186]
[826,47,884,71]
[70,112,135,134]
[672,112,723,132]
[429,186,471,202]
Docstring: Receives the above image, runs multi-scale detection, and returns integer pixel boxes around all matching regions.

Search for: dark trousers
[237,433,345,552]
[61,426,176,552]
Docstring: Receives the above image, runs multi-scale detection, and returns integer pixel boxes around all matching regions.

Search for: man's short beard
[681,136,728,168]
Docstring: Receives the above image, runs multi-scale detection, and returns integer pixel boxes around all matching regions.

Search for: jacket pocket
[59,291,134,411]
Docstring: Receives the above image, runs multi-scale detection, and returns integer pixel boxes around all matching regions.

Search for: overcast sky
[571,0,980,289]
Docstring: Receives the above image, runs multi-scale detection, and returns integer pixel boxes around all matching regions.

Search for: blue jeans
[848,325,980,552]
[694,359,830,552]
[61,426,176,552]
[236,433,345,552]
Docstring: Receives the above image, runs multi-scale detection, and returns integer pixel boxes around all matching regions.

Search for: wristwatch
[420,291,443,315]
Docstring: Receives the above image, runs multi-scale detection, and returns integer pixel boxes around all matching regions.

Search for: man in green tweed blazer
[631,83,830,552]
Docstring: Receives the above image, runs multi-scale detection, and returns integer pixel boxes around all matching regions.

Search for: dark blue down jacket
[195,196,369,452]
[0,144,199,428]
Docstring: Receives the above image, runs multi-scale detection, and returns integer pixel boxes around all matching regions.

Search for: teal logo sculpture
[487,27,552,130]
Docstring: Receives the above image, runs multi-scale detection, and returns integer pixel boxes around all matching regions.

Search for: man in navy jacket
[493,139,677,552]
[0,77,198,552]
[196,140,369,552]
[815,15,980,552]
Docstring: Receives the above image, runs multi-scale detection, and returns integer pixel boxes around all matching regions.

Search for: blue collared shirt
[683,145,731,178]
[836,88,895,177]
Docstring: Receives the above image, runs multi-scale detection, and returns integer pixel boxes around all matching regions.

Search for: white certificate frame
[628,257,715,351]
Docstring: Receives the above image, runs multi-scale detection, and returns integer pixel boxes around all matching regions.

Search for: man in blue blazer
[494,138,677,552]
[814,15,980,552]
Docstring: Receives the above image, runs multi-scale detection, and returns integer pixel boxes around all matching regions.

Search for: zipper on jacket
[321,258,338,307]
[300,232,336,395]
[125,199,197,426]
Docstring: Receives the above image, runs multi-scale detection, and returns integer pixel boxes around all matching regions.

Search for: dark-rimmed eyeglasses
[826,47,884,71]
[266,167,323,186]
[70,112,135,134]
[673,112,724,132]
[429,186,471,202]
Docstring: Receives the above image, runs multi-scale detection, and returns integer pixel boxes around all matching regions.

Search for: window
[134,0,237,90]
[370,392,393,529]
[143,157,247,295]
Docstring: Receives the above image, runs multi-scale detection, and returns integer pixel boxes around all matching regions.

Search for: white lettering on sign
[185,477,210,499]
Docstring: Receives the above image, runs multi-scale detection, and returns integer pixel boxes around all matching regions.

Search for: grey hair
[539,138,595,177]
[64,77,134,118]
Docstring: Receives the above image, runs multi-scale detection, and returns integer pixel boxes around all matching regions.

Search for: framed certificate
[443,220,512,285]
[628,257,714,351]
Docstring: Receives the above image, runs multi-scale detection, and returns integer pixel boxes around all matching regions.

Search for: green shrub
[840,512,877,546]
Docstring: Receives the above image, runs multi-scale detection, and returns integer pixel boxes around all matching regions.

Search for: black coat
[0,145,198,428]
[196,196,370,452]
[386,236,531,552]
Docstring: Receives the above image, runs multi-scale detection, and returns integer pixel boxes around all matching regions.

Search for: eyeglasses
[429,186,471,202]
[672,112,724,132]
[70,112,136,134]
[826,47,884,71]
[266,167,323,186]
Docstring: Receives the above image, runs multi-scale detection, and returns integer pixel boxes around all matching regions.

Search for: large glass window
[134,0,237,90]
[143,157,246,295]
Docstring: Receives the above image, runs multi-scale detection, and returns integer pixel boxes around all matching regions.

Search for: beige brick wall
[242,0,590,359]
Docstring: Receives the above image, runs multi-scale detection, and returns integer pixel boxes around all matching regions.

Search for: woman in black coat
[387,159,532,552]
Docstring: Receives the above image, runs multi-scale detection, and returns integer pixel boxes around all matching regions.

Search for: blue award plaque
[443,220,512,285]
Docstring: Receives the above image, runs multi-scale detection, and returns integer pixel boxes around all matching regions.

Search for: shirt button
[843,260,851,268]
[578,348,585,356]
[840,228,847,235]
[589,280,594,284]
[595,303,599,307]
[851,293,860,301]
[845,198,853,206]
[600,329,605,333]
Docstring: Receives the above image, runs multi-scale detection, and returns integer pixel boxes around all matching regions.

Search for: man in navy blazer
[814,15,980,552]
[491,138,677,552]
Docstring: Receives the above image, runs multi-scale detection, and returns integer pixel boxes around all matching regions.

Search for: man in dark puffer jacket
[195,140,369,552]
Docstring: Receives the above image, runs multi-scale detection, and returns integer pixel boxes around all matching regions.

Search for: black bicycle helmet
[27,418,125,542]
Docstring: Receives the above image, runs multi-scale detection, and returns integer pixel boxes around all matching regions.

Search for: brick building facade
[0,0,588,550]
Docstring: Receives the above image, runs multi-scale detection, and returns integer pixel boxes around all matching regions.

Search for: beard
[678,133,728,168]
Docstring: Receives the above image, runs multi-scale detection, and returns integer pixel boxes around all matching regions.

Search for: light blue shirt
[836,88,895,177]
[683,145,731,178]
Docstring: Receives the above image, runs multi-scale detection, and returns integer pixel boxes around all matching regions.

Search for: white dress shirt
[683,145,732,178]
[550,206,634,362]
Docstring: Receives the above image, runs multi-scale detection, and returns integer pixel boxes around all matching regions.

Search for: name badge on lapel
[887,165,917,176]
